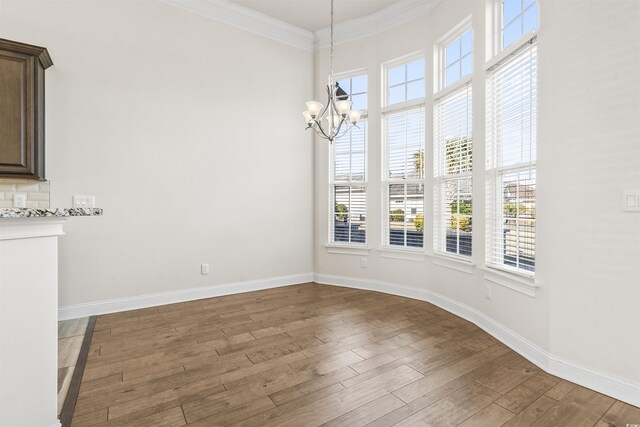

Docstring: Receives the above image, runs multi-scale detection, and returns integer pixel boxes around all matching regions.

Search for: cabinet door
[0,50,34,176]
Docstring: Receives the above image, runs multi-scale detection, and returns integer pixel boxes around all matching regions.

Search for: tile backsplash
[0,179,50,209]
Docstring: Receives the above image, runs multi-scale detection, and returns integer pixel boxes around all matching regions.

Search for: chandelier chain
[330,0,334,86]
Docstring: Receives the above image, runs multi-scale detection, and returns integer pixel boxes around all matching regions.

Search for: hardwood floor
[70,283,639,426]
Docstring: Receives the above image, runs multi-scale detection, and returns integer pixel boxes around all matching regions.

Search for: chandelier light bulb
[349,110,362,124]
[306,101,323,118]
[336,100,352,117]
[302,111,313,124]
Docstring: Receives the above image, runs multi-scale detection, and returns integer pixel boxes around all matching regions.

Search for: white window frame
[328,70,369,247]
[381,53,426,250]
[488,0,538,63]
[382,52,426,113]
[433,19,474,261]
[433,84,473,260]
[436,18,473,93]
[501,0,538,50]
[485,2,538,278]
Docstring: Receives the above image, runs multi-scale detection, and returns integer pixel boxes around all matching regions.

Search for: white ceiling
[228,0,400,31]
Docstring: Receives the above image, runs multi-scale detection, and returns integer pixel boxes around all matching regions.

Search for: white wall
[314,0,640,403]
[0,0,314,307]
[543,0,640,386]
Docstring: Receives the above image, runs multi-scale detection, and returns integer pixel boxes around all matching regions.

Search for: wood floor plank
[530,386,615,427]
[104,406,186,427]
[502,395,558,427]
[544,379,577,401]
[261,365,424,427]
[290,350,364,375]
[394,382,501,427]
[366,361,501,427]
[393,344,510,403]
[458,403,515,426]
[321,393,405,427]
[186,396,276,426]
[231,383,346,426]
[269,366,357,406]
[598,400,640,426]
[70,408,108,427]
[494,371,559,414]
[70,284,636,427]
[349,345,417,374]
[475,356,539,395]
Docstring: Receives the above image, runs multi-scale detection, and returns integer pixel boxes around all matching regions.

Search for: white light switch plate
[73,195,95,208]
[623,191,640,212]
[14,193,26,208]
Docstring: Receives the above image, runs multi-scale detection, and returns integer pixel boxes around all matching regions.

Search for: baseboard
[58,273,314,321]
[315,273,640,408]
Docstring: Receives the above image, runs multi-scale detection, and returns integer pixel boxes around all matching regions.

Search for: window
[502,0,538,49]
[386,58,426,105]
[486,40,537,274]
[383,56,425,248]
[443,29,473,87]
[384,109,425,248]
[330,74,368,244]
[434,84,473,257]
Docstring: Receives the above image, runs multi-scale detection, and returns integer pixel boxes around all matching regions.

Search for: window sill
[378,246,426,262]
[325,243,371,256]
[429,253,474,274]
[478,265,539,297]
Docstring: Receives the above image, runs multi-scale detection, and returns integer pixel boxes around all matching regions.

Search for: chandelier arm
[335,122,353,140]
[314,85,333,125]
[312,118,332,141]
[315,126,335,143]
[333,117,347,138]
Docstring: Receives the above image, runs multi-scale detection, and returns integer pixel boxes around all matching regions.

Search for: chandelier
[303,0,362,143]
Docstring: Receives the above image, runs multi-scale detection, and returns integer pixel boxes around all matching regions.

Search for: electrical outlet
[360,257,368,268]
[201,264,210,275]
[14,193,26,208]
[73,195,95,208]
[485,283,492,300]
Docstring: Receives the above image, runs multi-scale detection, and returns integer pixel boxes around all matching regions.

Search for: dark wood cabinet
[0,38,52,180]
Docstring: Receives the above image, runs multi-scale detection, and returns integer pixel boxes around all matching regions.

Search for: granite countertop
[0,208,103,218]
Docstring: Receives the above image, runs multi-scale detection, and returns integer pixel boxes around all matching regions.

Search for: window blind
[434,83,473,257]
[486,41,537,274]
[331,120,368,244]
[383,106,425,248]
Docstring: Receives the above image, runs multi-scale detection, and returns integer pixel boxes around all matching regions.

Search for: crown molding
[160,0,315,52]
[160,0,442,53]
[313,0,442,49]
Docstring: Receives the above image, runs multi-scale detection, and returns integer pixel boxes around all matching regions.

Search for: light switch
[627,195,636,208]
[623,191,640,212]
